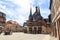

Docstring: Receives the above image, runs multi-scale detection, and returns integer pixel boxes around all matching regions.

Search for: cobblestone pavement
[0,32,51,40]
[50,36,58,40]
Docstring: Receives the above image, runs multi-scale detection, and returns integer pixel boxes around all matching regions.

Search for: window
[0,13,2,16]
[3,14,6,17]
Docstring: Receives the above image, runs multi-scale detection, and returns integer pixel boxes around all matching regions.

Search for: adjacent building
[0,12,6,27]
[49,0,60,40]
[0,12,6,32]
[5,20,23,32]
[23,6,51,34]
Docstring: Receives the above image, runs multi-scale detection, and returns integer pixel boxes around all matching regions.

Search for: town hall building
[23,6,51,34]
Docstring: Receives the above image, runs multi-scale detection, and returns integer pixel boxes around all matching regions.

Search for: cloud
[0,0,50,26]
[40,8,50,18]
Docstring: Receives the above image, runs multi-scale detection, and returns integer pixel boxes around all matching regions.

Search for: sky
[0,0,50,26]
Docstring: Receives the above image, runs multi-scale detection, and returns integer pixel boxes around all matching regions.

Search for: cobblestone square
[0,32,51,40]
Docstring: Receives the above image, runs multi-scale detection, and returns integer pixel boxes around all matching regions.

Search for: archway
[29,27,32,33]
[34,27,37,34]
[38,27,42,34]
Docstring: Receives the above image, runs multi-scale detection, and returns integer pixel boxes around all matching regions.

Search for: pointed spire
[29,7,33,22]
[36,6,38,12]
[37,6,40,12]
[34,6,42,20]
[35,6,41,15]
[35,6,40,13]
[30,7,32,16]
[37,6,40,15]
